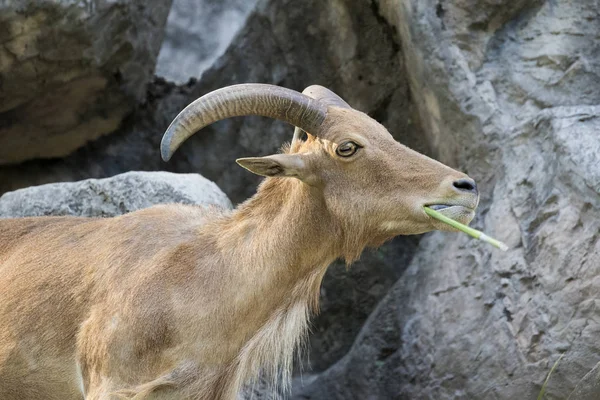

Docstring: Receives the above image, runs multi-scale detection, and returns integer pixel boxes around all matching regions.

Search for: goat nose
[452,178,478,195]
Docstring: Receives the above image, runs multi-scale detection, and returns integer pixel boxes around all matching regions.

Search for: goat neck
[217,177,345,312]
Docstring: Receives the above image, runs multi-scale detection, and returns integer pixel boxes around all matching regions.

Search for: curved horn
[292,85,351,145]
[302,85,351,109]
[161,84,328,161]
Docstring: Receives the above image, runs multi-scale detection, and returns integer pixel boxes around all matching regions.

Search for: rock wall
[294,0,600,398]
[156,0,258,83]
[0,0,172,164]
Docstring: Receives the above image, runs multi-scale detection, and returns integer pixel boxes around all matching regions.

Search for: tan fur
[0,107,478,399]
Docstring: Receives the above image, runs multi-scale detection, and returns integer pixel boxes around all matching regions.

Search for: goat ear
[236,154,308,179]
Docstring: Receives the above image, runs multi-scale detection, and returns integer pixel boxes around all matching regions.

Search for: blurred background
[0,0,599,398]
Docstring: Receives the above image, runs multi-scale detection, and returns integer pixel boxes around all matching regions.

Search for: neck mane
[213,177,369,397]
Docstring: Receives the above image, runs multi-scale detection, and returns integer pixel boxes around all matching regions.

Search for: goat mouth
[425,204,475,212]
[428,204,452,211]
[424,204,476,228]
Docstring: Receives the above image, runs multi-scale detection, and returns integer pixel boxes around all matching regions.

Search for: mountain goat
[0,84,479,399]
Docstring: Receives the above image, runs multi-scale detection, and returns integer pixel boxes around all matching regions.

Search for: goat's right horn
[161,84,328,161]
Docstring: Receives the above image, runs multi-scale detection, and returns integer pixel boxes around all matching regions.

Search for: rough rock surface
[0,171,231,218]
[568,361,600,400]
[156,0,258,83]
[0,0,172,164]
[294,0,600,399]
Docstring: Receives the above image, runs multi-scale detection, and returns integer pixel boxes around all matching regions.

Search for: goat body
[0,180,341,399]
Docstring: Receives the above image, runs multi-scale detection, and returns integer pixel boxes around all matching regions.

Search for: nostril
[453,178,478,193]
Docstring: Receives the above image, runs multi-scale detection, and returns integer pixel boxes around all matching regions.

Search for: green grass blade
[423,207,508,251]
[537,354,565,400]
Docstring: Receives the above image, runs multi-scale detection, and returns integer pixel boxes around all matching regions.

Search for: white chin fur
[435,206,475,230]
[381,220,404,231]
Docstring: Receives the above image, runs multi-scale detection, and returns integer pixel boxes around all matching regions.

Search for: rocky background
[0,0,598,399]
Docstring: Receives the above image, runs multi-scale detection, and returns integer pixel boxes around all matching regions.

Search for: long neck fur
[211,177,366,398]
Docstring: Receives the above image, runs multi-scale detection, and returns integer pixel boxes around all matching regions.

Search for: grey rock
[156,0,258,83]
[568,361,600,400]
[237,374,319,400]
[0,0,172,164]
[0,171,232,218]
[294,0,600,399]
[306,236,420,372]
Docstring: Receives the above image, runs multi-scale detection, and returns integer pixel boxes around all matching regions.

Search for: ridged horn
[161,84,328,161]
[302,85,351,109]
[292,85,351,145]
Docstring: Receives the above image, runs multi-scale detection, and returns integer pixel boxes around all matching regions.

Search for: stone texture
[0,171,231,218]
[293,0,600,399]
[568,361,600,400]
[0,0,172,164]
[306,236,420,372]
[156,0,258,83]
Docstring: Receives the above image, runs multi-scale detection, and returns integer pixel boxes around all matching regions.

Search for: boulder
[0,171,232,218]
[0,0,172,165]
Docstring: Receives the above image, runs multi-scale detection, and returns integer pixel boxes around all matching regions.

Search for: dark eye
[336,141,360,157]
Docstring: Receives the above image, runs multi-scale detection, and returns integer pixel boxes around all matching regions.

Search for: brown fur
[0,107,478,399]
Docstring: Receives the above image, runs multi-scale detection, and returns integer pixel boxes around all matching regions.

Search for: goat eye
[336,141,359,157]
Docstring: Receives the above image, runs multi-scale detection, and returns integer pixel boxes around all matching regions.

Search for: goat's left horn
[161,84,328,161]
[292,85,351,145]
[301,85,351,109]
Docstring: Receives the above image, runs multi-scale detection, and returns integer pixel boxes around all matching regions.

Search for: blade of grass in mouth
[424,206,508,251]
